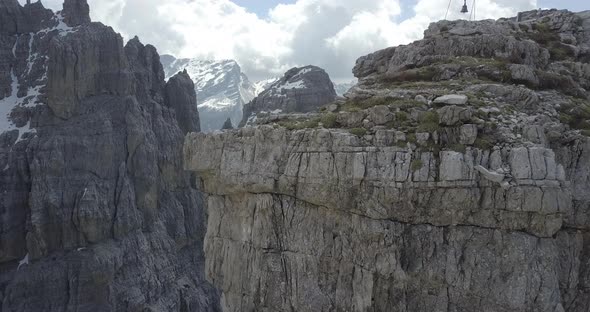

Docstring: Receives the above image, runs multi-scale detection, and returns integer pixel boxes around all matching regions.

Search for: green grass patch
[320,113,338,128]
[342,97,388,111]
[395,140,408,148]
[349,128,367,137]
[342,97,424,112]
[559,98,590,132]
[387,66,438,83]
[549,42,576,61]
[417,111,441,133]
[529,22,559,45]
[473,135,496,150]
[395,111,409,122]
[449,143,467,153]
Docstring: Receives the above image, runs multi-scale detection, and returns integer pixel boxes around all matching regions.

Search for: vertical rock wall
[184,9,590,312]
[0,1,219,310]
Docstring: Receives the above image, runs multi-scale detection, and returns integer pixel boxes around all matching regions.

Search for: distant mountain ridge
[161,55,258,132]
[333,80,357,96]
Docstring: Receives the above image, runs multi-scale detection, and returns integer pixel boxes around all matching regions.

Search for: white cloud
[21,0,538,81]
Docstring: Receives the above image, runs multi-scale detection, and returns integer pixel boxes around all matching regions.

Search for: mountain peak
[161,55,260,132]
[240,65,336,126]
[62,0,90,26]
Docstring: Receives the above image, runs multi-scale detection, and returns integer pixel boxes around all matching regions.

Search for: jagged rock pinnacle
[221,117,233,130]
[62,0,90,26]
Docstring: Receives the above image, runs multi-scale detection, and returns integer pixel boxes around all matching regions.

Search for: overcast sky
[23,0,589,82]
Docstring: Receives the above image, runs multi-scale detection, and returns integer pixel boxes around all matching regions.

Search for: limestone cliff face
[185,127,581,312]
[185,9,590,312]
[0,0,218,310]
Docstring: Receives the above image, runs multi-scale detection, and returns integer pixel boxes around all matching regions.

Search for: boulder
[438,105,472,126]
[368,105,392,125]
[459,124,478,145]
[509,64,539,87]
[475,165,505,183]
[433,94,468,106]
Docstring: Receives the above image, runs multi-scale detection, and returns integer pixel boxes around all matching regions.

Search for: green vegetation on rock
[349,128,367,137]
[417,111,441,133]
[411,159,424,171]
[559,98,590,132]
[320,113,338,128]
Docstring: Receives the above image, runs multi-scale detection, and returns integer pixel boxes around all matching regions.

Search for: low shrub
[321,113,338,128]
[417,111,440,133]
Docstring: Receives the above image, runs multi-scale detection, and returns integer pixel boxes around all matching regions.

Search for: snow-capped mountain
[252,77,279,95]
[161,55,263,132]
[241,65,337,126]
[333,80,357,96]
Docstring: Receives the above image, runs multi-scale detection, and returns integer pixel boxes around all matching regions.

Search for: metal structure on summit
[461,0,469,13]
[445,0,476,21]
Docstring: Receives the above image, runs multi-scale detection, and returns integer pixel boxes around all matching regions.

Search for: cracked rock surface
[0,0,219,310]
[185,9,590,312]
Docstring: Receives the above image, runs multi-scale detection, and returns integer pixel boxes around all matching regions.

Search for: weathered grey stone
[0,1,219,310]
[368,105,392,125]
[415,94,428,104]
[438,105,472,126]
[416,132,430,145]
[184,127,576,311]
[524,124,547,145]
[459,124,478,145]
[439,151,471,181]
[180,8,590,312]
[433,94,468,106]
[510,64,539,87]
[327,103,339,112]
[475,165,505,183]
[509,147,532,179]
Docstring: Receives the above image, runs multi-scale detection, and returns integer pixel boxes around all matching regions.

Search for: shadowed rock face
[185,9,590,312]
[221,117,233,130]
[165,69,201,134]
[240,65,336,126]
[0,1,219,310]
[62,0,90,26]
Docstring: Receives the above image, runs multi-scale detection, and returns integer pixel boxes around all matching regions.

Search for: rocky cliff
[185,9,590,312]
[240,65,337,127]
[0,0,218,310]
